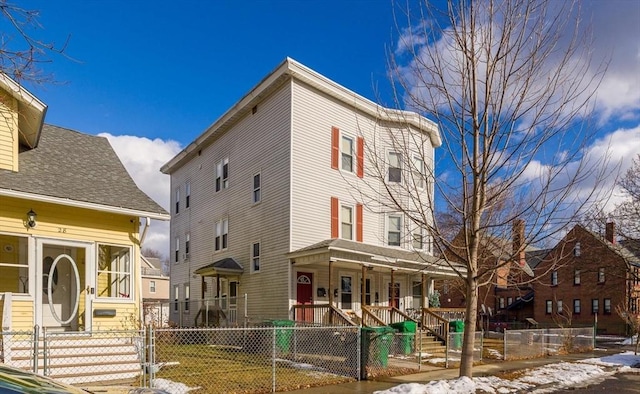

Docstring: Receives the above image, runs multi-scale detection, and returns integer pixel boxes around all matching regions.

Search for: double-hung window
[546,300,553,314]
[557,300,563,314]
[598,267,605,283]
[174,237,180,263]
[185,182,191,208]
[175,188,180,214]
[185,233,190,258]
[173,285,179,312]
[341,205,353,240]
[551,270,558,286]
[253,173,261,203]
[150,280,156,293]
[574,269,580,285]
[0,236,28,294]
[216,158,229,191]
[412,226,424,249]
[252,242,260,272]
[215,219,228,251]
[604,298,611,314]
[592,299,599,314]
[387,215,402,246]
[412,155,425,189]
[388,151,402,183]
[184,284,190,312]
[574,299,581,314]
[97,244,132,299]
[341,135,354,172]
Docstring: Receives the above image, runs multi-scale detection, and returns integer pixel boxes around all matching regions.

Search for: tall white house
[161,58,455,327]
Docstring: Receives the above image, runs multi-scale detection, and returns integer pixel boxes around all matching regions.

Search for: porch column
[422,274,428,309]
[390,268,395,307]
[328,260,334,324]
[216,274,221,298]
[361,265,366,307]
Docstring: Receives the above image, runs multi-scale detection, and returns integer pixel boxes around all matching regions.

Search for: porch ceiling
[289,238,463,278]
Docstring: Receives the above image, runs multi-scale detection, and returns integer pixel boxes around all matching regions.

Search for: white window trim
[185,232,190,258]
[387,150,403,183]
[174,236,180,263]
[216,158,229,192]
[175,187,180,214]
[340,203,354,240]
[386,214,403,247]
[96,243,133,301]
[215,219,229,252]
[251,241,261,273]
[253,172,261,204]
[184,283,190,313]
[412,155,425,190]
[185,181,191,209]
[340,133,355,174]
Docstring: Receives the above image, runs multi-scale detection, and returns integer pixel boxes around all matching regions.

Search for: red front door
[296,272,313,322]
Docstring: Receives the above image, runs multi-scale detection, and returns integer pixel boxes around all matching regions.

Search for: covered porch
[289,239,466,342]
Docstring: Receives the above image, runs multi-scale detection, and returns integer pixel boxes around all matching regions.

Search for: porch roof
[289,238,462,277]
[194,257,244,276]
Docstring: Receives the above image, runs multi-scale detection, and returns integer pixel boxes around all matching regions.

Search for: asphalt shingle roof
[0,124,168,217]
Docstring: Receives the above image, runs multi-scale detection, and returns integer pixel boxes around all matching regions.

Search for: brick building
[438,220,539,329]
[533,223,640,335]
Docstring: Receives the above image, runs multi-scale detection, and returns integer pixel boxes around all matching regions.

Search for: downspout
[140,217,151,247]
[138,217,150,329]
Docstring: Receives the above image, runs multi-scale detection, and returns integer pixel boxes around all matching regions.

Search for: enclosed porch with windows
[288,239,466,344]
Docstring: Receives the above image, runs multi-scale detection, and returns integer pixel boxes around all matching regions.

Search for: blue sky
[7,0,639,258]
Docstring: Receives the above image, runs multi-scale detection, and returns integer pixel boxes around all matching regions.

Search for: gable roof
[161,57,441,174]
[0,74,47,149]
[0,124,169,219]
[575,225,640,266]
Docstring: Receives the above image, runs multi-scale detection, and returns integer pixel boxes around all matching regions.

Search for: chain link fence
[151,325,360,392]
[445,330,483,367]
[503,327,594,360]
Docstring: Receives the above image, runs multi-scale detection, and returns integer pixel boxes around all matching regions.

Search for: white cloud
[99,133,182,259]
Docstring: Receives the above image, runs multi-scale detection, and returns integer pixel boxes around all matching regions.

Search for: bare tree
[361,0,611,377]
[616,304,640,355]
[0,1,69,83]
[612,154,640,242]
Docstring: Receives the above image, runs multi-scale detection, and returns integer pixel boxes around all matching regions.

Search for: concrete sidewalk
[285,349,612,394]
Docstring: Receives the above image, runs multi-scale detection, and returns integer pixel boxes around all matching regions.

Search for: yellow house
[0,74,169,334]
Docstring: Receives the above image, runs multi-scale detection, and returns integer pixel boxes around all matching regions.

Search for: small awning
[194,258,244,276]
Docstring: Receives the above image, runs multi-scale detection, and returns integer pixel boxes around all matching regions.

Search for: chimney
[512,219,526,267]
[606,222,616,244]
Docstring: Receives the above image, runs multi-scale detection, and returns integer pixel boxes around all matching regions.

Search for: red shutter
[356,203,363,242]
[331,127,339,169]
[356,136,364,178]
[331,197,339,238]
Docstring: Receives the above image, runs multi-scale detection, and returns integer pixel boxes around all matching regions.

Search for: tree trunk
[460,275,479,377]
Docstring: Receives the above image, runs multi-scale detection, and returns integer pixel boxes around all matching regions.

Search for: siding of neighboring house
[169,81,292,321]
[0,92,18,171]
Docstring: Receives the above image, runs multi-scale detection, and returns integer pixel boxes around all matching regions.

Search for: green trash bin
[271,319,294,353]
[390,321,417,354]
[449,320,464,349]
[362,326,394,368]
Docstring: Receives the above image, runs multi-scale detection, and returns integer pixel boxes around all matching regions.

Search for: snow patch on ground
[152,378,200,393]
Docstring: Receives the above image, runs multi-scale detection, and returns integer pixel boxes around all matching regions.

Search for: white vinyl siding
[168,82,292,320]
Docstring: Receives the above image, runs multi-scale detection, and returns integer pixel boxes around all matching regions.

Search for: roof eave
[0,188,170,221]
[161,57,441,174]
[0,73,47,149]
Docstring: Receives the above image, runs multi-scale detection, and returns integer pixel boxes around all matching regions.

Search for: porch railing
[361,306,414,326]
[292,304,356,326]
[421,307,465,342]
